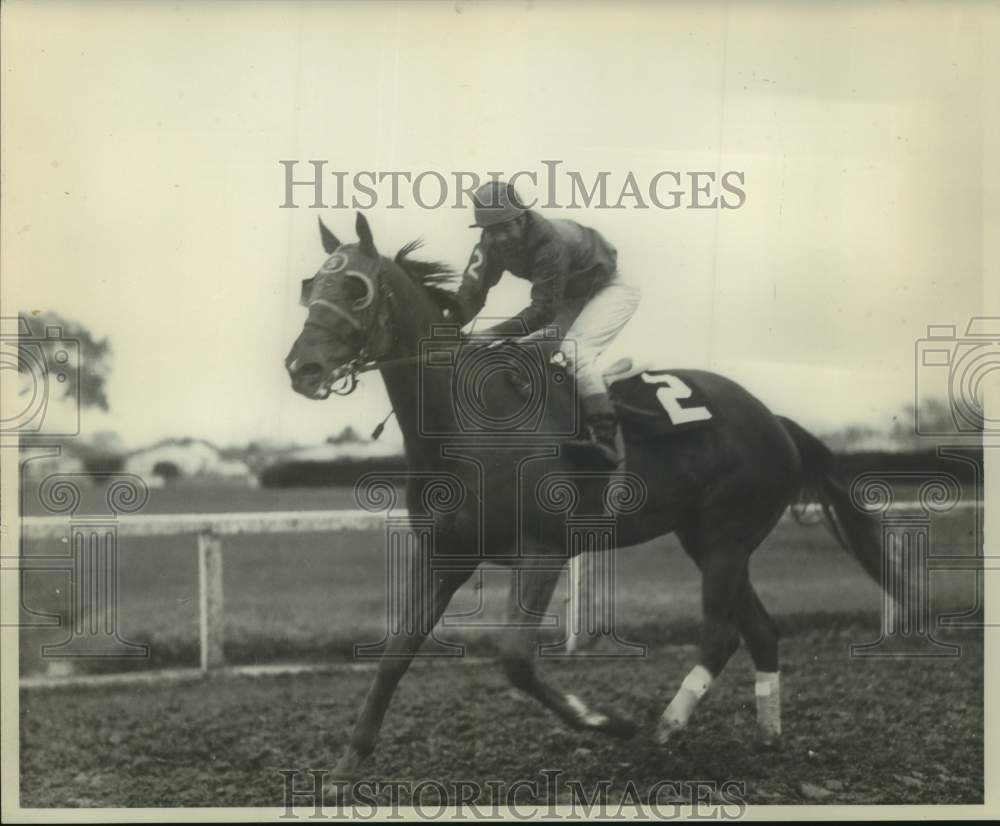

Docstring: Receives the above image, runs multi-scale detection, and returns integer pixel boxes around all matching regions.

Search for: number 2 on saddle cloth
[499,346,719,442]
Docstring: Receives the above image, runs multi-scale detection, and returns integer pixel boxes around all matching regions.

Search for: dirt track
[20,626,982,807]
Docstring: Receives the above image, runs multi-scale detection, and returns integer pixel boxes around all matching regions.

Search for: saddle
[478,338,719,441]
[602,358,719,441]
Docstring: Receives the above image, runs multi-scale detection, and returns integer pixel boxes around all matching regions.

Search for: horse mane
[393,240,463,317]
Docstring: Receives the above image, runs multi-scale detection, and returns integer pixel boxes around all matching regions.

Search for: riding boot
[563,392,625,470]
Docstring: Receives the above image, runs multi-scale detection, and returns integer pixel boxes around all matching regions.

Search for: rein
[337,332,545,392]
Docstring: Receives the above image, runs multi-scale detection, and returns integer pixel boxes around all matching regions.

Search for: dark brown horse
[285,213,887,786]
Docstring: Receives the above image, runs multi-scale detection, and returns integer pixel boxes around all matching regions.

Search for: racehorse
[285,212,887,787]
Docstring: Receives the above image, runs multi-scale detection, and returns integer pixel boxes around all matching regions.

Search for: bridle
[299,254,431,396]
[298,252,548,399]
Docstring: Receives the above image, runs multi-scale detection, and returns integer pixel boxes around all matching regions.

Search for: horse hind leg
[500,559,637,739]
[656,533,744,745]
[736,578,782,745]
[657,506,785,746]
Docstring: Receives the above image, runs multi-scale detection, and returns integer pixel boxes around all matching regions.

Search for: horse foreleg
[500,560,637,739]
[331,559,472,787]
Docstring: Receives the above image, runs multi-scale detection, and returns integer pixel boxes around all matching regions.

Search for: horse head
[286,213,401,399]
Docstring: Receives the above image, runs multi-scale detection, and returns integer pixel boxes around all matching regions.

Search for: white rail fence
[19,501,981,675]
[21,510,386,673]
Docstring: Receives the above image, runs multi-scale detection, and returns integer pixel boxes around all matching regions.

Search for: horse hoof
[754,733,782,752]
[325,751,364,803]
[655,721,683,746]
[323,777,356,805]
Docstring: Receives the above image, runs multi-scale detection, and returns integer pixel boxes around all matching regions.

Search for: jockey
[453,180,642,470]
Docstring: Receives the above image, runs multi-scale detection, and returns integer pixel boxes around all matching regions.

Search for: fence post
[198,531,225,671]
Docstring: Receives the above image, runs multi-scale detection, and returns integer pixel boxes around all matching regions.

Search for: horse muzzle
[288,359,353,400]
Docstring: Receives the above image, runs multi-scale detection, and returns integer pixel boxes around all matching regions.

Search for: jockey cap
[469,180,528,228]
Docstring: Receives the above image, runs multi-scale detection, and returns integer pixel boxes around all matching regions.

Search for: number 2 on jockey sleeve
[466,246,484,282]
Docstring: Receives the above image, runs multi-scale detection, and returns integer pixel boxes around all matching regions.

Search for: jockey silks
[453,211,619,336]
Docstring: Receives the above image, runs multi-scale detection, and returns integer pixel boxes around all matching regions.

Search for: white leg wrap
[657,665,713,742]
[565,693,609,727]
[754,671,781,740]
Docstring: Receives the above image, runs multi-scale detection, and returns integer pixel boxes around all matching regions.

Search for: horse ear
[356,211,377,257]
[318,217,341,254]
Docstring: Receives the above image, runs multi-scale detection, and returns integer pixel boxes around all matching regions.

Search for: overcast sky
[3,0,994,449]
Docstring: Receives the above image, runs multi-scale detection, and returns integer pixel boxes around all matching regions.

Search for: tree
[888,397,974,449]
[327,426,362,445]
[18,311,112,411]
[821,423,882,453]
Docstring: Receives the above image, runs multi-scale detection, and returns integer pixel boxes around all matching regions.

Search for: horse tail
[777,416,884,586]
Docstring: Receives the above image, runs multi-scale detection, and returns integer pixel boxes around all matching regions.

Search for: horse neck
[377,270,456,467]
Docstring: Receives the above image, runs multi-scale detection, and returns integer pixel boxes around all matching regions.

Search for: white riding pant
[560,272,642,399]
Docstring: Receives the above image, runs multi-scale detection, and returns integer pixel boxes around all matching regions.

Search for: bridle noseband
[300,255,430,396]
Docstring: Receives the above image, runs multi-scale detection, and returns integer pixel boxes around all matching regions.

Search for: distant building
[124,438,252,483]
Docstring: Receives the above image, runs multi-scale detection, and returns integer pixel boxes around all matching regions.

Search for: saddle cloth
[602,358,719,440]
